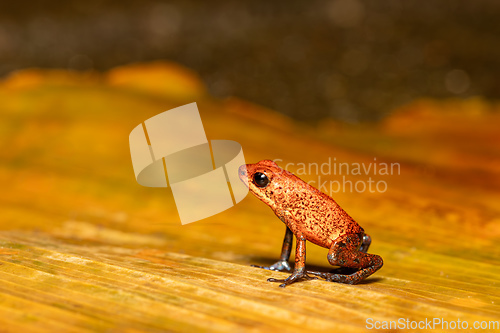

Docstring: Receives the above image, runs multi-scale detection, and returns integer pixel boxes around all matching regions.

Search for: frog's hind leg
[330,233,372,274]
[309,233,383,285]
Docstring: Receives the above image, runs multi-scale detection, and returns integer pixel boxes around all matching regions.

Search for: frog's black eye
[253,172,269,187]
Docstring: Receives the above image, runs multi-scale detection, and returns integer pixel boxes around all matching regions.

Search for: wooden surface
[1,62,500,332]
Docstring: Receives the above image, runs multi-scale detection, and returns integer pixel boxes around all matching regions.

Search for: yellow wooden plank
[1,233,499,332]
[0,62,499,332]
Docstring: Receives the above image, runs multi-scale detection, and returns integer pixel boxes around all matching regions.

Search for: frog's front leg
[267,234,318,288]
[308,233,383,285]
[252,226,293,272]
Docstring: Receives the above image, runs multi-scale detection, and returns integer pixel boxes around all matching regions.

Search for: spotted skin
[239,160,383,287]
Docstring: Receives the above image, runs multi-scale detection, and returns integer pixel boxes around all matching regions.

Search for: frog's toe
[251,260,291,272]
[307,271,358,284]
[267,277,292,289]
[324,273,353,284]
[268,271,317,287]
[252,264,279,271]
[307,271,327,278]
[267,277,286,283]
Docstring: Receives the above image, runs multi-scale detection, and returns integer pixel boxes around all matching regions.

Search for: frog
[238,159,383,287]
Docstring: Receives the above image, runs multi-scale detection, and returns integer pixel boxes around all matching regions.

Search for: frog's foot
[317,233,383,285]
[251,260,291,272]
[268,269,318,288]
[307,271,358,284]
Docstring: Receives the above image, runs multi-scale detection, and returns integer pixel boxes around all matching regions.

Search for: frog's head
[238,159,289,209]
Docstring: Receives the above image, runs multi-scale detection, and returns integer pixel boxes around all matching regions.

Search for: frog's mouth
[238,164,264,197]
[238,165,249,187]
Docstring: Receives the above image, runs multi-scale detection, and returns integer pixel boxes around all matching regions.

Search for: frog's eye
[253,172,269,187]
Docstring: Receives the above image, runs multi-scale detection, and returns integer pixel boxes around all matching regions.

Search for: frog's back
[279,174,363,248]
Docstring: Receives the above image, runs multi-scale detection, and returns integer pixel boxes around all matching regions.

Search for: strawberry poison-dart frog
[238,160,383,287]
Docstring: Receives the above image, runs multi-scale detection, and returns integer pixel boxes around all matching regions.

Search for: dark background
[1,0,499,122]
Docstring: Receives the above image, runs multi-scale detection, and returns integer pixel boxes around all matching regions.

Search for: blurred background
[1,0,499,122]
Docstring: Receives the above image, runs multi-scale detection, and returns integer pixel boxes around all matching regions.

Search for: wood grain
[0,63,499,332]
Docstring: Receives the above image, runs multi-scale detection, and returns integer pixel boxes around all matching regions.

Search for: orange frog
[238,160,383,287]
